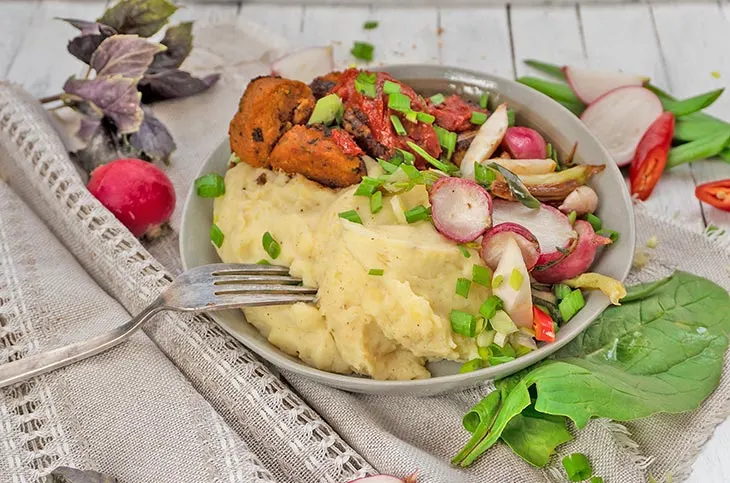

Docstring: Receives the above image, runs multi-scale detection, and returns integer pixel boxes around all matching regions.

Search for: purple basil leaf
[64,76,143,134]
[149,21,193,70]
[58,18,116,36]
[61,20,117,65]
[91,34,165,78]
[128,106,176,162]
[97,0,177,38]
[139,70,219,103]
[77,116,102,144]
[48,466,118,483]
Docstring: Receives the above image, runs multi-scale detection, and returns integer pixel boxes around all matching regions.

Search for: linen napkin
[1,18,729,483]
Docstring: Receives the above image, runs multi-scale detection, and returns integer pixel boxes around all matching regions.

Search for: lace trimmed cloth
[1,19,730,483]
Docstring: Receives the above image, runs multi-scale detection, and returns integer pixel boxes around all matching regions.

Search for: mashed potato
[214,162,490,380]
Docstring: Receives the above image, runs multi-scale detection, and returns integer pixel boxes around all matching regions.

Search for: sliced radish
[459,103,508,179]
[429,177,493,243]
[564,66,648,104]
[502,126,547,159]
[491,200,576,267]
[492,237,533,328]
[270,46,334,83]
[580,86,663,166]
[480,222,540,271]
[532,220,611,284]
[491,158,557,175]
[347,476,406,483]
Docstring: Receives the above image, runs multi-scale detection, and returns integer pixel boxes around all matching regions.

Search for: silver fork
[0,263,316,389]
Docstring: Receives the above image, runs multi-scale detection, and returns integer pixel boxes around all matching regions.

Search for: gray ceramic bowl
[180,64,635,396]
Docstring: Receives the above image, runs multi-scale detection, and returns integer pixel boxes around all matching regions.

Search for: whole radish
[87,158,176,238]
[501,127,547,159]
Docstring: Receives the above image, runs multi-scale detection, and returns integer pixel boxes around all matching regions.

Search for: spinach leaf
[501,405,573,467]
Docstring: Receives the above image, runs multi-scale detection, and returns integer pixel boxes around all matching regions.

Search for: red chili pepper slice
[695,179,730,211]
[629,112,675,201]
[533,306,555,343]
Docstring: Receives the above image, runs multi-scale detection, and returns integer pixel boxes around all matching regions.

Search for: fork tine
[210,263,290,276]
[214,284,318,296]
[213,275,303,285]
[211,293,316,308]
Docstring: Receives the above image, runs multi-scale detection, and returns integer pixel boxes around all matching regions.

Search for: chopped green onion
[585,213,602,231]
[514,345,532,357]
[450,310,479,337]
[256,259,270,265]
[492,274,504,288]
[370,191,383,214]
[195,173,226,198]
[476,330,496,349]
[493,332,508,348]
[404,204,430,223]
[363,20,379,30]
[262,231,281,259]
[474,162,496,188]
[456,278,472,298]
[388,92,412,112]
[553,283,572,300]
[228,153,241,165]
[406,141,458,173]
[210,224,224,248]
[545,143,553,159]
[590,478,603,483]
[350,41,374,61]
[393,148,415,165]
[458,245,472,258]
[479,93,489,109]
[416,111,435,124]
[507,108,516,127]
[472,265,492,287]
[400,163,421,180]
[378,158,399,173]
[338,210,363,224]
[383,80,400,94]
[405,110,418,123]
[354,176,383,197]
[479,295,503,320]
[559,289,585,322]
[562,453,593,482]
[470,111,488,125]
[307,93,343,126]
[597,229,619,243]
[488,355,515,366]
[354,71,377,97]
[509,269,524,290]
[490,310,518,335]
[567,210,577,225]
[429,93,445,105]
[460,358,485,373]
[391,115,407,135]
[434,126,457,160]
[490,342,516,357]
[368,268,384,276]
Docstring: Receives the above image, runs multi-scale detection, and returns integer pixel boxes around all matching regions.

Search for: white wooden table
[2,1,729,481]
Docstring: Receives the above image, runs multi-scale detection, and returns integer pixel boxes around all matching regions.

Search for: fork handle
[0,300,165,389]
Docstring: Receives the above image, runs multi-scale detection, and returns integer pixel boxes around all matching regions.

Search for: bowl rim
[180,63,635,393]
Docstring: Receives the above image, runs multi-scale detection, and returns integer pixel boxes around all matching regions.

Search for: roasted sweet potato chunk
[229,76,315,167]
[269,125,365,188]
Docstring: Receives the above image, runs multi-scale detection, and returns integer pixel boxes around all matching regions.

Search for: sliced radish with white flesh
[564,66,648,104]
[502,126,547,159]
[270,46,334,83]
[492,237,533,328]
[532,220,612,284]
[491,158,557,175]
[430,177,493,243]
[459,103,509,179]
[492,200,576,267]
[580,86,663,166]
[347,476,406,483]
[480,223,540,270]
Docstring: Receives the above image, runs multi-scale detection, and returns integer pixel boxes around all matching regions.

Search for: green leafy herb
[391,115,407,135]
[256,259,271,265]
[474,162,496,188]
[351,41,374,61]
[308,94,343,126]
[488,162,540,209]
[456,278,472,298]
[501,405,573,467]
[463,390,501,432]
[562,453,592,482]
[261,231,281,259]
[370,191,383,214]
[210,224,224,248]
[98,0,178,37]
[472,265,492,287]
[470,111,488,125]
[558,289,584,321]
[479,92,489,109]
[590,477,604,483]
[585,213,602,231]
[429,93,445,105]
[666,131,730,168]
[363,20,379,30]
[338,210,363,224]
[404,204,430,223]
[368,268,384,276]
[355,71,377,98]
[194,173,225,198]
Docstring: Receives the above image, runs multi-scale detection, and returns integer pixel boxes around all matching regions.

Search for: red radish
[563,66,648,104]
[429,177,493,243]
[460,103,508,179]
[480,223,540,271]
[492,237,533,328]
[532,220,611,284]
[501,126,547,159]
[491,200,576,267]
[270,46,334,83]
[87,158,176,238]
[580,86,663,166]
[559,186,599,215]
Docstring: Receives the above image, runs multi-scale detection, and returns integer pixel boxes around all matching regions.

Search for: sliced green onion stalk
[307,93,343,126]
[460,358,485,373]
[516,76,584,106]
[658,87,724,117]
[407,141,459,173]
[508,268,524,290]
[393,148,416,165]
[388,92,412,112]
[456,277,472,298]
[553,283,572,300]
[472,265,492,287]
[370,190,383,214]
[195,173,226,198]
[210,223,224,248]
[488,162,540,209]
[597,229,619,243]
[523,59,567,81]
[567,210,577,225]
[383,80,400,94]
[450,310,479,337]
[585,213,602,231]
[488,355,516,366]
[479,295,503,320]
[416,111,435,124]
[558,289,585,322]
[400,163,421,180]
[363,20,378,30]
[262,231,281,259]
[338,210,363,224]
[476,329,496,349]
[405,110,418,123]
[391,115,407,135]
[405,204,430,223]
[354,176,384,197]
[434,126,457,161]
[474,162,496,188]
[430,93,445,105]
[479,92,489,109]
[378,158,399,173]
[507,109,516,127]
[470,111,488,125]
[368,268,384,276]
[562,453,593,482]
[545,143,553,159]
[351,41,374,61]
[492,274,504,289]
[458,245,472,258]
[256,259,270,265]
[666,131,730,168]
[354,71,377,97]
[489,310,518,335]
